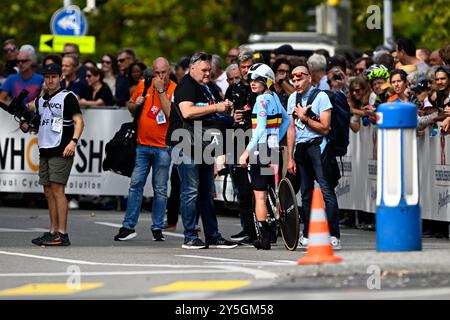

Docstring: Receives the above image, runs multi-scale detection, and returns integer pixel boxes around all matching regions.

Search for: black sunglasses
[3,48,16,53]
[117,58,127,63]
[101,60,112,64]
[17,59,30,64]
[190,52,212,65]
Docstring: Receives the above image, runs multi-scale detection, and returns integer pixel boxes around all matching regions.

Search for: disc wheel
[278,178,300,251]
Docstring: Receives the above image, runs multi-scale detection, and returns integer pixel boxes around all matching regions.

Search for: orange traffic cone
[297,188,343,265]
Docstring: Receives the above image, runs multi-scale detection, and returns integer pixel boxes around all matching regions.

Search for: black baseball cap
[42,63,62,76]
[410,76,429,93]
[273,44,294,56]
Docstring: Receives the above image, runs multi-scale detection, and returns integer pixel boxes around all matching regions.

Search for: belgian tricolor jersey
[247,92,290,151]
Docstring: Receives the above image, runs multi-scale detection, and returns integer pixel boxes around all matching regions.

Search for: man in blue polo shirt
[0,45,43,105]
[286,65,341,250]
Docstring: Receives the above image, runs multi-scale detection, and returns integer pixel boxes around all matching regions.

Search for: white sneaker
[299,236,309,248]
[68,199,79,210]
[330,236,341,250]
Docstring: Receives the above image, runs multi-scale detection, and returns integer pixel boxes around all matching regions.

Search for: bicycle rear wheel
[278,178,300,251]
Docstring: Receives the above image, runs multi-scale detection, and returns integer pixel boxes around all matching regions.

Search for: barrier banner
[0,108,153,196]
[1,109,450,222]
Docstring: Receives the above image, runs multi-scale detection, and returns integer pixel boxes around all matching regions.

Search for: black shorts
[249,163,275,191]
[248,144,280,191]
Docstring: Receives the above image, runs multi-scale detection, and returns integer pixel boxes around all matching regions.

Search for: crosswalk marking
[151,280,251,292]
[0,227,48,233]
[0,283,103,296]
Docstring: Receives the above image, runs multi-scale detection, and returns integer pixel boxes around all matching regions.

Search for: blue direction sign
[50,6,88,36]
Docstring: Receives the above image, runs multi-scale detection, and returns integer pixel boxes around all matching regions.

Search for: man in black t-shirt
[21,64,84,247]
[166,52,237,249]
[223,52,258,243]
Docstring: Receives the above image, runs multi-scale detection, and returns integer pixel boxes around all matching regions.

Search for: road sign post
[51,5,88,36]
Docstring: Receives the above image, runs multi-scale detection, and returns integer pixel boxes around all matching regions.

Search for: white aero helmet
[247,63,275,87]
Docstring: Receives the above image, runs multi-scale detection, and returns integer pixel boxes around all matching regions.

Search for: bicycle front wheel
[278,178,300,251]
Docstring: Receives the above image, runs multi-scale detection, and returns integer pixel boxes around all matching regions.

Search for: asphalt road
[0,207,449,300]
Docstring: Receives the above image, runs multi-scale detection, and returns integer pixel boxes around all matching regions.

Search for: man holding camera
[286,65,341,250]
[166,52,237,249]
[114,57,175,242]
[22,64,84,246]
[224,52,258,244]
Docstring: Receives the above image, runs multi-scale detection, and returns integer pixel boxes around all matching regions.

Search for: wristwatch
[157,88,165,94]
[71,138,79,144]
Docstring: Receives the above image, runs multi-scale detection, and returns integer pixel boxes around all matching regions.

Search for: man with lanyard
[114,57,175,242]
[21,64,84,246]
[166,52,237,249]
[286,66,341,250]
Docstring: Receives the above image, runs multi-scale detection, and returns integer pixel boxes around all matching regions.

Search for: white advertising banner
[1,109,449,222]
[0,108,154,196]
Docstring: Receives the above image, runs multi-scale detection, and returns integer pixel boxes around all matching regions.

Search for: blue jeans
[122,144,171,231]
[295,140,340,238]
[177,153,221,242]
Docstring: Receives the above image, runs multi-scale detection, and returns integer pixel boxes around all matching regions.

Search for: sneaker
[230,230,248,241]
[330,236,341,250]
[182,238,208,249]
[31,232,55,246]
[163,224,176,230]
[40,232,71,246]
[114,227,137,241]
[206,237,238,249]
[152,229,165,241]
[299,235,309,248]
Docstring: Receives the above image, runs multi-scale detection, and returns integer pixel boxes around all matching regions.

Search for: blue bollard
[375,102,422,251]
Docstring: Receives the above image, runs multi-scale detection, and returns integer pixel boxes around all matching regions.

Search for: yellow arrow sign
[39,34,95,54]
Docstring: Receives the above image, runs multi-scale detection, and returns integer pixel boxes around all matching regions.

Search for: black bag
[102,122,137,177]
[296,89,351,157]
[102,76,152,177]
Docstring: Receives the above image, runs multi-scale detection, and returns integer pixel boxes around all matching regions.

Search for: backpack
[296,88,351,157]
[102,76,152,177]
[102,121,137,177]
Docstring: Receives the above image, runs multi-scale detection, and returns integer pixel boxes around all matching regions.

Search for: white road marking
[0,270,233,277]
[94,222,184,238]
[178,254,292,265]
[94,222,122,228]
[273,260,298,264]
[0,250,277,280]
[0,227,48,233]
[161,231,184,238]
[176,255,282,277]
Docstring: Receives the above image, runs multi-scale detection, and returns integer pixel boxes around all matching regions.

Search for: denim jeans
[295,141,340,238]
[122,144,171,231]
[177,153,221,242]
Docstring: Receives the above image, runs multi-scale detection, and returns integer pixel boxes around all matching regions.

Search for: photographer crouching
[21,64,84,246]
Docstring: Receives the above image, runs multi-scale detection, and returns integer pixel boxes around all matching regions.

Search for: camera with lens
[0,89,40,131]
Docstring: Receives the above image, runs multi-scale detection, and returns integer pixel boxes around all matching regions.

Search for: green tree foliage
[351,0,449,52]
[0,0,448,64]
